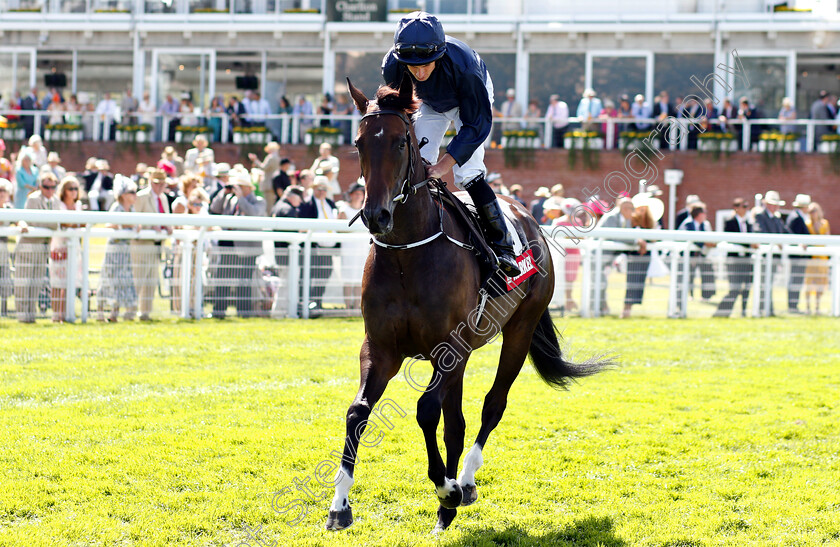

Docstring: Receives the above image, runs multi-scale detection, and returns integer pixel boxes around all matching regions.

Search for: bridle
[354,107,473,253]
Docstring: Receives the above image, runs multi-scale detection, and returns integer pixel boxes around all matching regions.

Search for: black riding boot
[465,175,522,278]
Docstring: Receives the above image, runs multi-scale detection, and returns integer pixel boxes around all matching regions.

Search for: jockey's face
[407,61,436,82]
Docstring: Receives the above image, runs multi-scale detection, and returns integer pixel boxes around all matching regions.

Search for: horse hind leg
[458,305,538,506]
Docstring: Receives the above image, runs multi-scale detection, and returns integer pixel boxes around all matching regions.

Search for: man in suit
[810,90,832,144]
[786,194,811,314]
[714,198,755,317]
[208,167,266,318]
[132,169,172,320]
[676,202,716,313]
[674,194,700,231]
[753,190,787,316]
[83,159,115,211]
[593,198,641,315]
[19,87,40,139]
[299,176,337,316]
[653,91,675,149]
[500,88,524,132]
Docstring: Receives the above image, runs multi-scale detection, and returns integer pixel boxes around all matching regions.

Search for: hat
[792,193,812,208]
[348,182,365,195]
[311,175,330,190]
[149,169,167,185]
[632,193,665,222]
[685,194,700,206]
[163,146,176,157]
[95,159,110,171]
[560,197,581,217]
[286,186,305,199]
[634,94,645,103]
[265,141,281,153]
[583,88,596,98]
[506,88,515,97]
[47,151,61,163]
[542,198,563,212]
[393,12,447,66]
[583,198,609,216]
[114,174,138,198]
[192,135,208,146]
[230,168,254,187]
[0,139,5,152]
[156,159,175,176]
[534,186,551,198]
[509,184,523,193]
[215,162,231,176]
[550,183,564,196]
[645,184,663,196]
[763,190,785,206]
[0,178,12,194]
[486,172,502,184]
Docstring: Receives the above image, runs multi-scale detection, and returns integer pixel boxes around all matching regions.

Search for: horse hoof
[433,506,457,533]
[325,507,353,531]
[437,482,463,509]
[460,484,478,506]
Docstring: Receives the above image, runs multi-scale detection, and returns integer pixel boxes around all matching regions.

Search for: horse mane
[370,84,421,115]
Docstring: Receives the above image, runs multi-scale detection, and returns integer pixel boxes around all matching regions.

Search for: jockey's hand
[425,153,457,181]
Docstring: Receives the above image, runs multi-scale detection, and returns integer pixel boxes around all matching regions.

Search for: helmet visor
[395,42,441,62]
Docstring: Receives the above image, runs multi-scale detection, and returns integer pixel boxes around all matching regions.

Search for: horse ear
[347,78,368,114]
[398,72,414,104]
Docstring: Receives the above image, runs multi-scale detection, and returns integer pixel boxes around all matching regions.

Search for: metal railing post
[580,240,592,318]
[81,224,91,323]
[751,248,762,318]
[593,241,604,317]
[287,242,301,319]
[66,232,80,323]
[193,227,207,320]
[180,236,194,319]
[667,244,679,318]
[681,244,690,318]
[301,234,312,319]
[763,246,774,317]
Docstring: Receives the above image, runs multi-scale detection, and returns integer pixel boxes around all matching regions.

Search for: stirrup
[478,201,521,278]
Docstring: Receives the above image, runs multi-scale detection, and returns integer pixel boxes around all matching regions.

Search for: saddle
[429,180,533,299]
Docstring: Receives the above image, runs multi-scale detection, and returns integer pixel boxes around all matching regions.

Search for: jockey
[382,11,521,278]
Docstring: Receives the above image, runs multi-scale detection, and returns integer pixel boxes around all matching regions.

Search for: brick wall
[39,142,840,224]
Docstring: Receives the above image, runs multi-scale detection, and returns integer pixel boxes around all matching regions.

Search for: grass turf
[1,317,838,546]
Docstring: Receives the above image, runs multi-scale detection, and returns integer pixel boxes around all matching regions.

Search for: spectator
[248,91,272,127]
[653,91,675,148]
[319,93,334,127]
[160,146,184,177]
[753,190,786,316]
[779,97,797,135]
[278,96,293,142]
[596,197,638,315]
[250,141,283,213]
[227,95,247,137]
[333,93,353,144]
[207,162,230,198]
[622,195,660,318]
[738,96,762,151]
[95,92,118,140]
[49,175,83,322]
[293,95,315,134]
[171,173,202,215]
[171,179,209,317]
[541,183,565,215]
[0,139,13,181]
[337,181,367,311]
[46,98,65,126]
[631,94,652,131]
[14,172,59,323]
[805,201,830,314]
[674,194,700,230]
[299,175,337,315]
[509,184,526,207]
[786,193,812,314]
[577,88,602,131]
[159,94,180,141]
[810,90,832,144]
[525,99,542,133]
[274,158,293,200]
[44,151,66,181]
[487,173,507,195]
[19,87,40,139]
[530,186,550,224]
[714,197,755,318]
[208,166,265,318]
[718,97,738,136]
[83,159,115,212]
[121,86,139,124]
[132,168,172,321]
[64,94,83,126]
[179,96,197,126]
[617,95,633,133]
[676,201,716,313]
[14,153,38,209]
[131,163,148,185]
[20,134,48,169]
[310,142,341,200]
[681,97,705,149]
[271,185,305,219]
[552,197,584,314]
[206,95,225,143]
[184,135,215,188]
[599,99,618,147]
[500,88,524,131]
[99,176,139,322]
[137,90,156,127]
[0,178,13,315]
[545,94,569,148]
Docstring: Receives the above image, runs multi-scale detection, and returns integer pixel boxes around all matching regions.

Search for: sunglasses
[42,185,57,190]
[123,190,137,195]
[68,187,79,191]
[396,43,439,59]
[189,201,203,207]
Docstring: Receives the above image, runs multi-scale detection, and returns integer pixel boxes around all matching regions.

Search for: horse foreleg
[434,375,467,532]
[325,338,401,531]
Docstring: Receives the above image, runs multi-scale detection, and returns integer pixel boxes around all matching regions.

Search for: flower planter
[45,129,83,142]
[116,130,151,143]
[564,137,604,150]
[757,140,800,153]
[501,136,541,149]
[233,131,271,144]
[304,133,344,146]
[0,128,25,141]
[818,141,839,153]
[618,138,660,151]
[175,131,212,144]
[697,139,738,152]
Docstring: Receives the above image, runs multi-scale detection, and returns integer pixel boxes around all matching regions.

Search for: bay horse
[326,75,609,533]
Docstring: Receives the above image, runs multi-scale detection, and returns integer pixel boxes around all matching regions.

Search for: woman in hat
[98,176,139,322]
[184,134,215,183]
[49,176,83,322]
[550,197,584,314]
[805,202,831,314]
[14,153,38,209]
[337,180,368,311]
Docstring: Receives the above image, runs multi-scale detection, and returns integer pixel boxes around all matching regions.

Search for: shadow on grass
[444,516,625,546]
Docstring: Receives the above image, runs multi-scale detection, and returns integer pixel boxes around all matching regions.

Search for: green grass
[1,317,839,546]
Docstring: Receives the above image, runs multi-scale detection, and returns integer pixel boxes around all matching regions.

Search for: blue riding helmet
[393,11,447,66]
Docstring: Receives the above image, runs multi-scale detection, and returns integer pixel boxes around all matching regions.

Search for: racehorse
[326,75,610,533]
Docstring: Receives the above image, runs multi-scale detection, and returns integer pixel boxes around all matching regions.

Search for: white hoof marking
[458,444,483,486]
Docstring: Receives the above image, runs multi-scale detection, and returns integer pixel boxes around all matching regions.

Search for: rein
[357,107,473,253]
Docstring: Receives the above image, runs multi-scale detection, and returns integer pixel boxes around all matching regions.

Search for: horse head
[348,75,421,236]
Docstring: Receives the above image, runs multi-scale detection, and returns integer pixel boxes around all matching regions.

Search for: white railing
[3,109,838,152]
[1,208,839,322]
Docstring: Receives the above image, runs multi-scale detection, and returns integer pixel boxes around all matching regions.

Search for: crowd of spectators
[0,133,366,322]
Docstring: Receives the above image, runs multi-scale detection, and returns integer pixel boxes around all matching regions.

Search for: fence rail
[2,109,839,152]
[1,209,838,322]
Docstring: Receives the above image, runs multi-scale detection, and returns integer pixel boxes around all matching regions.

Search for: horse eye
[398,139,406,150]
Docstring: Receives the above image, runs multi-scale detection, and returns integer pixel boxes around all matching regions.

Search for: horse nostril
[376,209,392,230]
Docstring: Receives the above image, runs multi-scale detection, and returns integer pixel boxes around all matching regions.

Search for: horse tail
[528,309,613,389]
